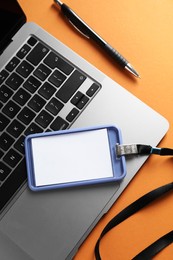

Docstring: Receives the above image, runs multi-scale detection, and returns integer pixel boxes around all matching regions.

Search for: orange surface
[18,0,173,259]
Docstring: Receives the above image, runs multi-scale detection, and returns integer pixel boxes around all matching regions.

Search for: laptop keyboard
[0,36,101,209]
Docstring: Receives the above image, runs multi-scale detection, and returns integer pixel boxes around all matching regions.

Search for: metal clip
[68,20,90,39]
[116,143,173,157]
[116,144,139,157]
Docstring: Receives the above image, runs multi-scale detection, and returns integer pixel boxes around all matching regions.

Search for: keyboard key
[44,52,74,75]
[16,60,34,78]
[0,113,10,131]
[66,108,79,122]
[86,83,100,97]
[0,132,15,151]
[38,82,56,100]
[13,88,31,106]
[25,122,43,135]
[35,110,53,128]
[7,119,25,138]
[0,70,9,85]
[3,148,22,168]
[14,135,25,154]
[56,70,86,103]
[48,69,66,88]
[71,91,83,105]
[75,95,89,109]
[6,72,24,90]
[0,150,4,159]
[27,42,49,65]
[45,129,52,132]
[0,85,13,103]
[2,100,20,118]
[34,63,51,81]
[28,94,46,112]
[17,107,36,125]
[45,97,64,115]
[0,162,11,181]
[6,57,20,72]
[27,37,37,46]
[23,75,41,93]
[17,44,31,59]
[50,116,69,130]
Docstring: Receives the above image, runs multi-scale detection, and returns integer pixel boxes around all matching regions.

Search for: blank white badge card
[31,129,114,187]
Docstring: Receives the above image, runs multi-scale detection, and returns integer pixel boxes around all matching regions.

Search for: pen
[54,0,140,78]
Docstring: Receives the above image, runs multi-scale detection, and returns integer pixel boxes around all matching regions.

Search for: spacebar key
[56,70,86,103]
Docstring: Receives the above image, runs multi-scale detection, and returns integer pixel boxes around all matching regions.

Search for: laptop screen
[0,0,26,54]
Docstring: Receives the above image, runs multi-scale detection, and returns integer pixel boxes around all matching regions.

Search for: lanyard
[95,182,173,260]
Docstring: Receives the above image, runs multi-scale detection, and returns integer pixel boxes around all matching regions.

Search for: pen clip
[68,19,90,39]
[59,3,91,39]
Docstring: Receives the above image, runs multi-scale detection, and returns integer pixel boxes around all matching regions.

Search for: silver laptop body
[0,20,169,260]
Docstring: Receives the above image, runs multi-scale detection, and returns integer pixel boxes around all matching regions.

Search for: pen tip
[125,63,140,78]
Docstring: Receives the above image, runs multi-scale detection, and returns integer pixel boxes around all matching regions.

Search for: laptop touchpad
[0,183,119,260]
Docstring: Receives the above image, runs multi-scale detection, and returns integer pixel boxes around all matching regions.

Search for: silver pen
[54,0,140,78]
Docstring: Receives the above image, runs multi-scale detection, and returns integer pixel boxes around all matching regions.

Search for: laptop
[0,1,169,259]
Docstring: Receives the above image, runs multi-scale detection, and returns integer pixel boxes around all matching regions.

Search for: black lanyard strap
[133,230,173,260]
[95,182,173,260]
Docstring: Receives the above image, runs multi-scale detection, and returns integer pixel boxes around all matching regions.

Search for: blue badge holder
[24,125,126,191]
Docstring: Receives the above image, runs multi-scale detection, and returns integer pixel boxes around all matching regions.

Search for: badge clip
[116,144,173,157]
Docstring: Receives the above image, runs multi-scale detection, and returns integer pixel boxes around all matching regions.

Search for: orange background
[18,0,173,259]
